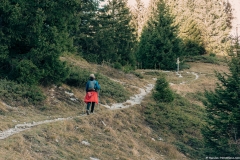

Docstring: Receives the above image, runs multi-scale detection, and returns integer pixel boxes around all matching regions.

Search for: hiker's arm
[95,81,100,90]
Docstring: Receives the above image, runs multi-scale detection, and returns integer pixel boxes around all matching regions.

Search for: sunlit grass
[0,54,229,159]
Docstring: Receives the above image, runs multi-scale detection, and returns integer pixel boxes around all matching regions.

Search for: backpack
[88,80,96,91]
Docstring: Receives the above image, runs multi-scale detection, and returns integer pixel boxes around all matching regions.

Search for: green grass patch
[65,66,90,88]
[65,65,130,103]
[184,55,219,64]
[186,92,206,104]
[144,93,205,158]
[144,71,162,76]
[130,71,144,79]
[0,79,46,107]
[96,73,130,103]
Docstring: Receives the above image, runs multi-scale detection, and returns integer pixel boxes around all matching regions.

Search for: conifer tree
[0,0,81,85]
[77,0,137,67]
[84,0,136,66]
[202,52,240,156]
[180,18,206,56]
[105,0,137,66]
[76,0,100,62]
[137,0,182,70]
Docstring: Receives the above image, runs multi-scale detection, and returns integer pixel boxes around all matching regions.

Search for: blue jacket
[86,80,100,92]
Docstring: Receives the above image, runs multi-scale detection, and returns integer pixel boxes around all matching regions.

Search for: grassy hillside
[0,54,229,159]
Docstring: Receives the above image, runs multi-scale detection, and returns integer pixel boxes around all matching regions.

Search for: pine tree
[137,0,182,70]
[0,0,81,85]
[86,0,137,66]
[77,0,137,67]
[76,0,100,62]
[105,0,137,66]
[202,52,240,156]
[180,18,206,56]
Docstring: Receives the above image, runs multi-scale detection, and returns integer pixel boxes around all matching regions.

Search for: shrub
[131,71,144,79]
[14,59,41,85]
[65,66,90,88]
[0,79,46,107]
[113,62,122,70]
[153,76,174,102]
[209,53,216,57]
[183,39,206,56]
[122,64,135,73]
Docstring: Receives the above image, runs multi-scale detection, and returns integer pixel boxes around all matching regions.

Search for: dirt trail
[0,80,155,140]
[101,83,154,110]
[0,71,199,140]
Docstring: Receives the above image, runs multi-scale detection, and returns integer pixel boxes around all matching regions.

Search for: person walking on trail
[84,74,100,115]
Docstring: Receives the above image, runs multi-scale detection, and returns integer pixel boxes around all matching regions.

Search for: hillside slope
[0,55,229,159]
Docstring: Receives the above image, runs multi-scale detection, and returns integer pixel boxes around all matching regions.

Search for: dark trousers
[87,102,95,113]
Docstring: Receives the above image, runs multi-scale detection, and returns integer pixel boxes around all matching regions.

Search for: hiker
[84,74,100,115]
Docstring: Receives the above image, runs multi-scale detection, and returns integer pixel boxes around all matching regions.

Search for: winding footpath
[0,71,200,140]
[0,82,155,140]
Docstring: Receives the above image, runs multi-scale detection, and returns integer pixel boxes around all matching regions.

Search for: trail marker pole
[176,57,180,73]
[176,57,182,78]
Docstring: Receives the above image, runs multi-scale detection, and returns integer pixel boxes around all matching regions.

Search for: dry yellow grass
[0,58,229,159]
[0,106,187,160]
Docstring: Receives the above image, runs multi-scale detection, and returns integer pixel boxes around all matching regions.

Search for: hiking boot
[86,110,90,115]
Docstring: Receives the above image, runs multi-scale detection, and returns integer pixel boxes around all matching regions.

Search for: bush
[0,79,46,107]
[153,76,174,102]
[113,62,122,70]
[122,65,135,73]
[183,40,206,56]
[131,71,144,79]
[13,59,41,85]
[65,66,90,88]
[209,53,216,57]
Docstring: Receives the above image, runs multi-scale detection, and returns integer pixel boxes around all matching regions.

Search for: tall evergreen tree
[202,52,240,156]
[104,0,137,66]
[180,18,206,56]
[77,0,137,67]
[0,0,81,85]
[136,0,182,70]
[76,0,100,62]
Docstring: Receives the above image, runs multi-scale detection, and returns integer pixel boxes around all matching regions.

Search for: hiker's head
[89,74,95,80]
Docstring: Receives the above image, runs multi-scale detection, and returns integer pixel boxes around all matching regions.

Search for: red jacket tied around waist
[84,78,100,104]
[84,91,99,104]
